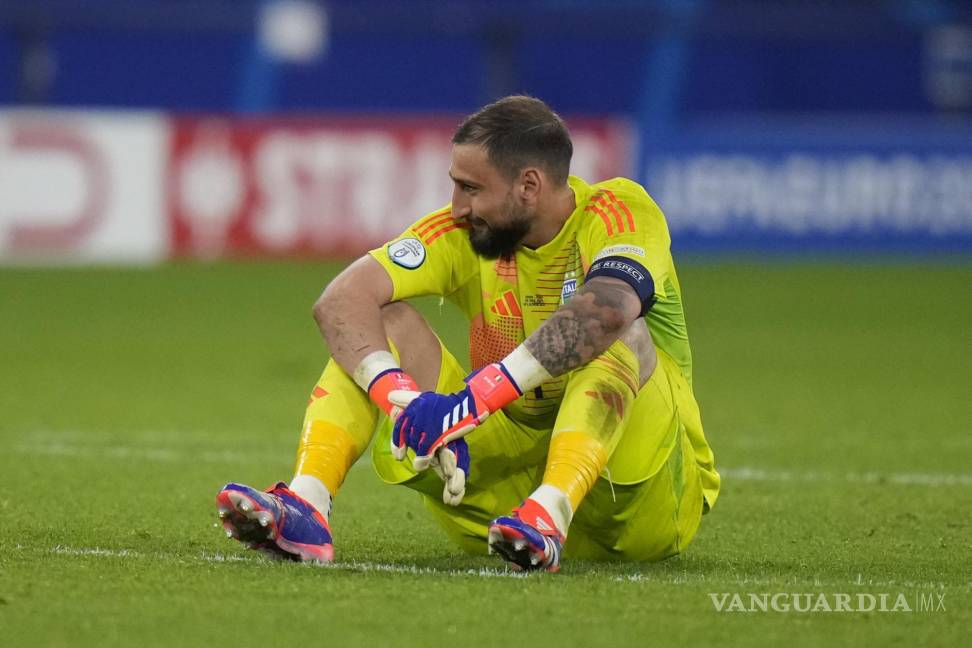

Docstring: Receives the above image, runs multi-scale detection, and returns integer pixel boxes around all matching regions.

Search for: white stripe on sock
[529,484,572,537]
[289,474,332,520]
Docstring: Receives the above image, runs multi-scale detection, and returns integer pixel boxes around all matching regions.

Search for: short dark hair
[452,95,573,184]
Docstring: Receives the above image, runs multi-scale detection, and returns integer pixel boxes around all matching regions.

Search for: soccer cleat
[215,482,334,563]
[487,498,564,573]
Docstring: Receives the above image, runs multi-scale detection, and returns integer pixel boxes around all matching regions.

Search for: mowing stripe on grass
[720,466,972,487]
[14,441,268,465]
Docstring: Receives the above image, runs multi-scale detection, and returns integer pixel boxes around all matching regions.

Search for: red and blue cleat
[487,498,564,573]
[215,482,334,563]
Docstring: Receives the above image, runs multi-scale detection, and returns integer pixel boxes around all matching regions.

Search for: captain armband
[585,256,656,316]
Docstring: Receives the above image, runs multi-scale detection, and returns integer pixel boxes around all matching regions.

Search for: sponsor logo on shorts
[388,237,426,269]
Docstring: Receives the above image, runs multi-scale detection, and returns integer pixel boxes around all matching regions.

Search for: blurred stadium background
[2,0,971,261]
[2,1,970,646]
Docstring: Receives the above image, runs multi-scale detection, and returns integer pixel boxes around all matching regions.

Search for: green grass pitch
[0,259,969,646]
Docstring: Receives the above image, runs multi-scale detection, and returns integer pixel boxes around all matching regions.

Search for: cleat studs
[225,529,234,538]
[513,539,526,551]
[254,511,272,527]
[530,555,540,566]
[239,501,251,513]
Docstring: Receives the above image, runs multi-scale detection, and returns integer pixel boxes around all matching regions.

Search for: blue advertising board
[641,118,972,252]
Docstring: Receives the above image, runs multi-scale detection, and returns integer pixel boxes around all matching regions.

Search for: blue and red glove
[389,362,522,470]
[369,367,472,505]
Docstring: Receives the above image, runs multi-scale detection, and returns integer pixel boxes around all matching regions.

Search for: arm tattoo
[524,279,637,376]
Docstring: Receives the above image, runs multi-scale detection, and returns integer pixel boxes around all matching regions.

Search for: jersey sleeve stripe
[415,212,454,236]
[603,190,636,232]
[423,222,468,244]
[595,194,626,233]
[414,207,452,227]
[412,209,452,232]
[584,204,614,236]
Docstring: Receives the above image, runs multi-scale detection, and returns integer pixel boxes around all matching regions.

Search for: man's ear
[518,167,542,205]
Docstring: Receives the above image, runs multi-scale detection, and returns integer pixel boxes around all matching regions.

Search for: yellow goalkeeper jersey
[369,175,694,430]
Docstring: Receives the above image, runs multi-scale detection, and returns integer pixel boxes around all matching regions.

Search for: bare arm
[313,255,395,374]
[524,276,642,376]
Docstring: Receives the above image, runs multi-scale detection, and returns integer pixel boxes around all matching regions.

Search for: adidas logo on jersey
[489,290,522,318]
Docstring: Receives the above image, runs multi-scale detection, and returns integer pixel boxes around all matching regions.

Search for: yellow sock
[536,340,640,529]
[293,358,381,496]
[294,420,360,495]
[543,431,609,512]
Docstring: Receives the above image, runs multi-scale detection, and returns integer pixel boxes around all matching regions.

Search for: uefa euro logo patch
[388,237,426,269]
[560,278,577,305]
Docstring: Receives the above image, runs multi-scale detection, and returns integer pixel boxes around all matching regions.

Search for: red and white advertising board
[0,111,168,264]
[0,111,632,264]
[167,116,633,258]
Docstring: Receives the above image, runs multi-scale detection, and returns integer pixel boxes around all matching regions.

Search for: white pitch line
[196,551,529,579]
[38,545,526,579]
[303,559,529,579]
[196,551,529,578]
[15,441,972,487]
[50,545,140,558]
[33,545,967,590]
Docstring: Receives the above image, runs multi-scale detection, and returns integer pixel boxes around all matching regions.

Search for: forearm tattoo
[524,280,635,377]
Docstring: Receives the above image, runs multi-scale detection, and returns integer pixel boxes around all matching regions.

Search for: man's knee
[618,319,657,388]
[380,301,441,390]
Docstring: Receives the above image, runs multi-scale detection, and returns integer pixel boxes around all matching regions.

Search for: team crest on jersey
[388,237,426,269]
[560,278,577,305]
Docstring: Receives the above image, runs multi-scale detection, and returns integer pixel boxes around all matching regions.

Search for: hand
[385,389,470,506]
[389,389,478,470]
[430,438,469,506]
[388,362,521,470]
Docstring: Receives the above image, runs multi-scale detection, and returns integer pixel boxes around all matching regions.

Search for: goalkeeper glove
[358,355,474,506]
[386,388,471,506]
[389,362,522,471]
[367,368,420,419]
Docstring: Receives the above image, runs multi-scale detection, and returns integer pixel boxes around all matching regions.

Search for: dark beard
[467,216,532,259]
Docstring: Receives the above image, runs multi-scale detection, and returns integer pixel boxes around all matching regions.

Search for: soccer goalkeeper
[216,96,720,571]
